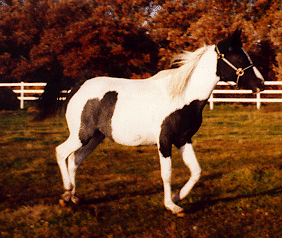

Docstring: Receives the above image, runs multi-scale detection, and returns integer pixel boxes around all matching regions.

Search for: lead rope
[215,45,254,89]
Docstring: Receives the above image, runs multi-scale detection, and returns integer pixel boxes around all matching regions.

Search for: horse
[36,29,264,216]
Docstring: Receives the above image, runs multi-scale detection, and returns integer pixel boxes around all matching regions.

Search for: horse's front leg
[173,143,201,203]
[159,152,184,215]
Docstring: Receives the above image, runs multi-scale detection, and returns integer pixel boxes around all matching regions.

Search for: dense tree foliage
[0,0,281,87]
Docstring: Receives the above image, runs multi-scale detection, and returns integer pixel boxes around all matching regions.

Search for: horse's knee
[192,167,201,182]
[160,157,172,182]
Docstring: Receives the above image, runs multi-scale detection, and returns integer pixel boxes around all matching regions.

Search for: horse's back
[65,76,170,146]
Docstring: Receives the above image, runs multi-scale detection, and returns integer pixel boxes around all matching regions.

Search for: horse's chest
[159,100,207,157]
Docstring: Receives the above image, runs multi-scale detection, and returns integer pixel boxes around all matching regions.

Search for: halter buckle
[236,68,244,77]
[217,53,224,60]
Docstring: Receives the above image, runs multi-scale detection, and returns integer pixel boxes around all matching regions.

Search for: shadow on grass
[78,172,224,206]
[69,185,282,219]
[79,186,163,206]
[75,169,282,216]
[186,186,282,214]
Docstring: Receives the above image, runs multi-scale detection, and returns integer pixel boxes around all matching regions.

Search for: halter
[215,45,254,88]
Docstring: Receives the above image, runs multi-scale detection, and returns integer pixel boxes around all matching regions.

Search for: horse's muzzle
[253,83,265,94]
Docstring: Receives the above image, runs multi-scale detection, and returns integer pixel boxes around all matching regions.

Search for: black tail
[33,78,66,121]
[33,77,84,121]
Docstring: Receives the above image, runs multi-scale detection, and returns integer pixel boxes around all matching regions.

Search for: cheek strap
[215,45,254,89]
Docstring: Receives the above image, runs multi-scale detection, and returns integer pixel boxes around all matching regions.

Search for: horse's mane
[151,45,210,98]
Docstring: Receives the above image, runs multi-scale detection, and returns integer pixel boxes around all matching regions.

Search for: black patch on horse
[159,99,207,158]
[79,91,118,145]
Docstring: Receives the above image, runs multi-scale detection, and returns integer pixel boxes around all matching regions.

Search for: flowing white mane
[151,45,210,98]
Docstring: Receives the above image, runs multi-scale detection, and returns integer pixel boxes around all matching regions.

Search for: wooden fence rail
[1,81,282,110]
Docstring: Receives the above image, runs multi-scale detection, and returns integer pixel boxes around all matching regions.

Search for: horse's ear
[230,28,242,48]
[217,28,242,52]
[233,28,242,38]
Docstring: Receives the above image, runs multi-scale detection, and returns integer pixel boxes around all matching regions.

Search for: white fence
[1,81,282,110]
[209,81,282,109]
[0,82,46,109]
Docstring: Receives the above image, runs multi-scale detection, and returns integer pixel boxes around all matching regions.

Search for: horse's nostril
[253,87,261,94]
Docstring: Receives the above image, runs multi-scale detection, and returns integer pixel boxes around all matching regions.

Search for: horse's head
[216,29,265,93]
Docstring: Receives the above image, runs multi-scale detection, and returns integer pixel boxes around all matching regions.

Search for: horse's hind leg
[67,130,105,204]
[56,135,83,203]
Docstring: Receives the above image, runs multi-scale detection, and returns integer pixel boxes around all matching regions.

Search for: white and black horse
[36,29,264,216]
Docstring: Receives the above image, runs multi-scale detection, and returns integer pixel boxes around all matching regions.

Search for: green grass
[1,104,282,237]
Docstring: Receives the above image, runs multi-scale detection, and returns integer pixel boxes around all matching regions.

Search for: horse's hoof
[176,211,186,218]
[61,191,72,202]
[59,199,67,207]
[71,195,79,204]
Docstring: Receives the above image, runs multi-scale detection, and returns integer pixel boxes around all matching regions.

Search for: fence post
[209,92,214,110]
[20,81,24,109]
[256,92,261,109]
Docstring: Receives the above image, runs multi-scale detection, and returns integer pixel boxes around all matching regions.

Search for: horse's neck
[183,45,219,103]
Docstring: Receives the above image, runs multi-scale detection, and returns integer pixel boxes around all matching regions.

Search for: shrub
[0,87,19,110]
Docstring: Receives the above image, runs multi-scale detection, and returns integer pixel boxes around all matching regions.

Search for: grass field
[1,104,282,237]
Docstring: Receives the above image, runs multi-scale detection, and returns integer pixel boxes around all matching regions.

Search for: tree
[269,9,282,81]
[0,0,45,82]
[1,0,282,85]
[147,0,281,80]
[0,0,159,85]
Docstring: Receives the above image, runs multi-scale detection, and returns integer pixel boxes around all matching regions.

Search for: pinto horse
[36,29,264,216]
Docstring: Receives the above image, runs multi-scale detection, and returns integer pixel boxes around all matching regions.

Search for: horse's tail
[32,78,64,121]
[33,77,83,121]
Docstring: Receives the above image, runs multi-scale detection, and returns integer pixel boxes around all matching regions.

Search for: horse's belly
[111,122,157,146]
[110,112,159,146]
[113,132,156,146]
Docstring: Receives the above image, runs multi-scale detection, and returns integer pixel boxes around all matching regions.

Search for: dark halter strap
[215,45,254,88]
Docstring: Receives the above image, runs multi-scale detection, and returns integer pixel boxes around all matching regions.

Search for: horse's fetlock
[165,202,184,215]
[61,190,72,202]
